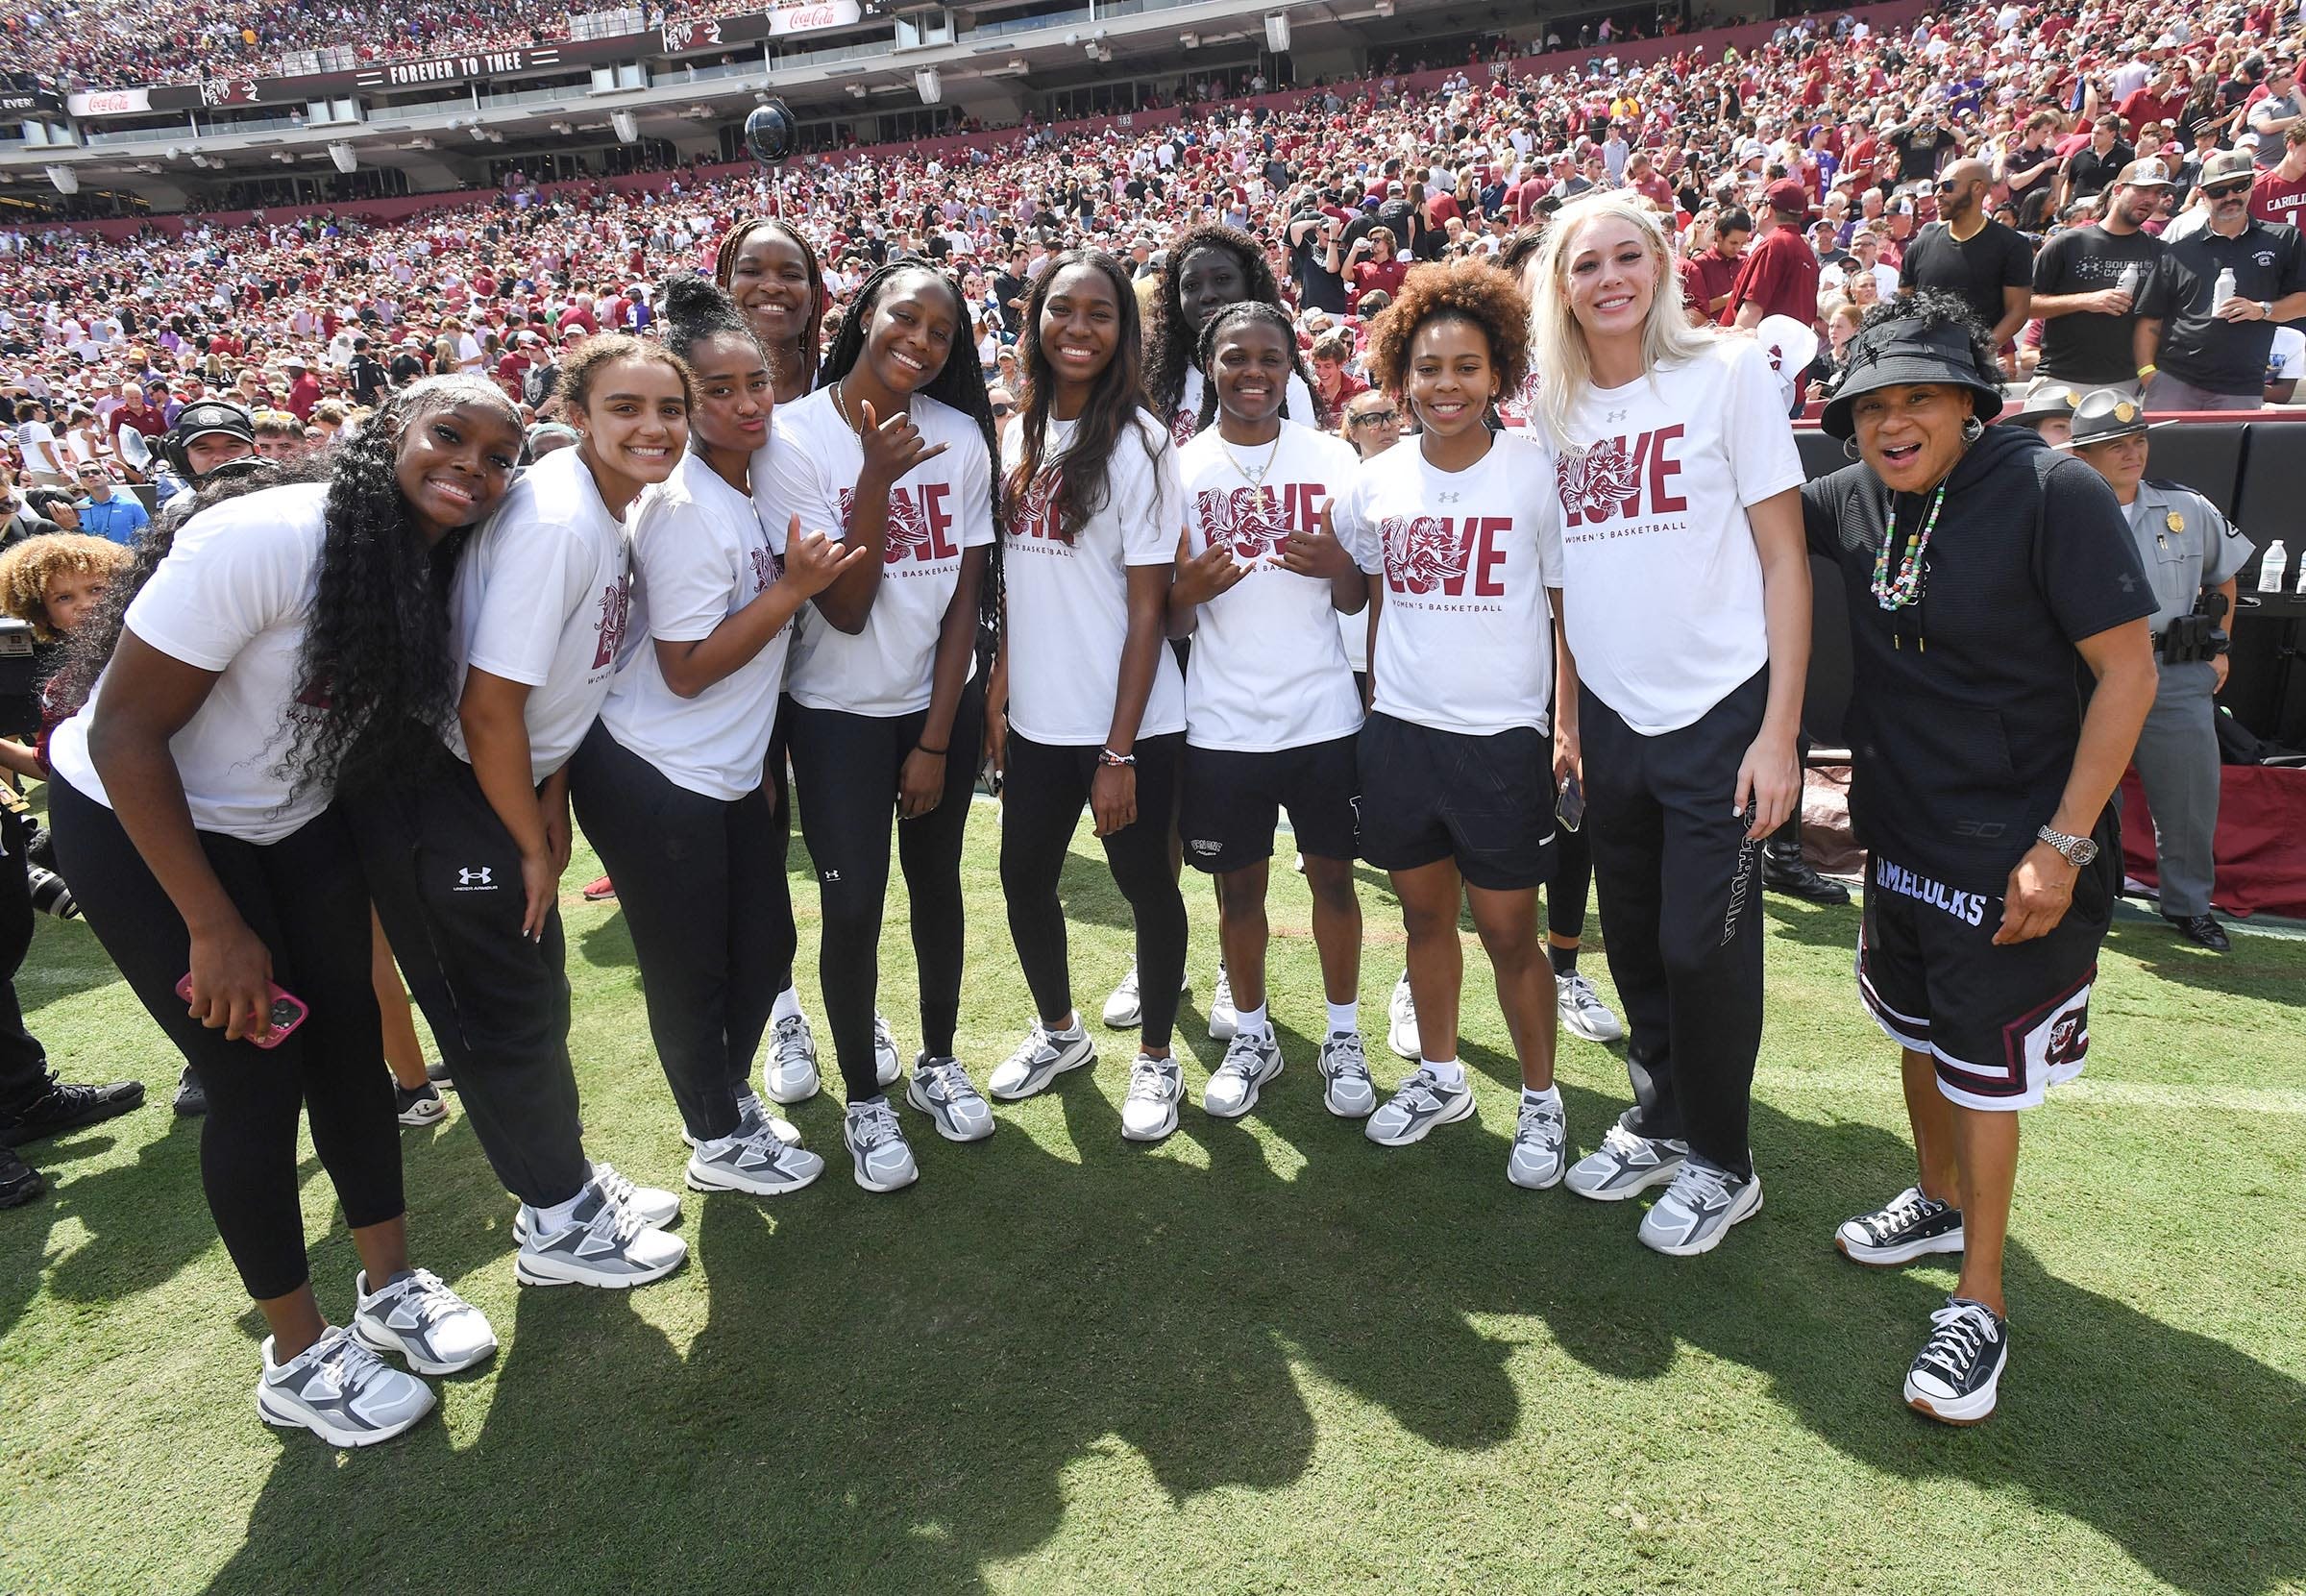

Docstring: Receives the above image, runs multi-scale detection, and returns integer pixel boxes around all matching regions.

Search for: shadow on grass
[191,1068,2302,1596]
[2100,919,2304,1000]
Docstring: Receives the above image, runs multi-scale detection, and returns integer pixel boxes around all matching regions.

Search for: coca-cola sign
[771,0,863,37]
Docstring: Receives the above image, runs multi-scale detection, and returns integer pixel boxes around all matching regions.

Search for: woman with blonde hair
[1525,191,1812,1257]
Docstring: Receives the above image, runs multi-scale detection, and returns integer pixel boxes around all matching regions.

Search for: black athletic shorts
[1356,711,1555,892]
[1856,827,2119,1110]
[1180,734,1360,873]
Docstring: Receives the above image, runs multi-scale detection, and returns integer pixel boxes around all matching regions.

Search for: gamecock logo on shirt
[836,482,958,565]
[1009,467,1066,543]
[1196,485,1289,563]
[592,575,631,670]
[1171,407,1199,447]
[748,546,780,596]
[1556,425,1688,528]
[1378,514,1509,597]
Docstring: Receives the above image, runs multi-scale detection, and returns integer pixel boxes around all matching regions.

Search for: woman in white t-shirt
[1527,192,1812,1257]
[347,335,693,1290]
[1168,302,1373,1123]
[1334,259,1570,1185]
[46,377,517,1447]
[756,260,1002,1194]
[983,250,1192,1142]
[570,280,865,1202]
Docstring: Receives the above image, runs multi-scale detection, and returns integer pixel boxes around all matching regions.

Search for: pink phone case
[176,974,309,1048]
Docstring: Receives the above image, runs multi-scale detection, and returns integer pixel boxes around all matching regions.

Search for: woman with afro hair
[1332,257,1571,1191]
[45,376,519,1447]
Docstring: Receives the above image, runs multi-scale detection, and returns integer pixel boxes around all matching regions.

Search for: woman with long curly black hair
[46,376,518,1448]
[756,258,1002,1192]
[983,250,1190,1142]
[1144,222,1322,451]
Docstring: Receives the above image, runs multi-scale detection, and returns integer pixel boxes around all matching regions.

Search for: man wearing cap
[2030,160,2171,399]
[2140,149,2306,409]
[153,399,257,512]
[1724,180,1822,330]
[71,461,148,547]
[282,356,320,423]
[2062,389,2253,950]
[1898,160,2034,371]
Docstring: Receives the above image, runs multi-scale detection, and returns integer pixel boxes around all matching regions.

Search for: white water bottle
[2213,266,2238,315]
[2119,261,2145,301]
[2262,539,2290,594]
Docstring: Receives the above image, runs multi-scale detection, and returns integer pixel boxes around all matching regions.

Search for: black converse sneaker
[1903,1296,2007,1425]
[1835,1185,1965,1266]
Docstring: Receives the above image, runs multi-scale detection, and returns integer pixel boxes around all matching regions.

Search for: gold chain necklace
[1216,429,1283,490]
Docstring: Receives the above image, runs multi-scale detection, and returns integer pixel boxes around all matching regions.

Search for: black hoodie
[1801,424,2154,893]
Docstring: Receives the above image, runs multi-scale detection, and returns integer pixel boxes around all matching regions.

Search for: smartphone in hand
[176,974,310,1049]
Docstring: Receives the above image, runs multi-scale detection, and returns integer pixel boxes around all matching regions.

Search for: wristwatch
[2036,824,2098,868]
[2262,300,2275,321]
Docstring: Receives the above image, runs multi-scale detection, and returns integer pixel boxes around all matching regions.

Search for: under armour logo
[456,867,492,887]
[1605,408,1628,424]
[1438,491,1462,504]
[2118,572,2137,593]
[822,869,841,883]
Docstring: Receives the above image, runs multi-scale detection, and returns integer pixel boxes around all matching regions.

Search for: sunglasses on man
[2201,180,2253,199]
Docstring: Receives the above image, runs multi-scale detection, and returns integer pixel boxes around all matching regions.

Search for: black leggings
[999,731,1188,1051]
[0,807,52,1113]
[50,778,401,1301]
[1551,822,1592,942]
[785,682,983,1100]
[570,723,795,1142]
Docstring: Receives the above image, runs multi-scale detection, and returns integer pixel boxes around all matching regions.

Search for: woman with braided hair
[713,216,824,406]
[46,376,518,1446]
[756,258,1003,1191]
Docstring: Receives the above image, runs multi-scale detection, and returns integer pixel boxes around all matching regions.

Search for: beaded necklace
[1871,480,1943,610]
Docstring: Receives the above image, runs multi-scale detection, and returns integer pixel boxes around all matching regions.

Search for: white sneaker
[1556,970,1626,1044]
[761,1013,821,1105]
[1637,1159,1763,1257]
[352,1267,497,1376]
[681,1088,802,1150]
[685,1121,825,1198]
[1101,968,1142,1029]
[257,1326,434,1447]
[515,1179,688,1288]
[1507,1093,1567,1190]
[844,1098,919,1191]
[1564,1122,1688,1202]
[1386,972,1418,1060]
[872,1014,902,1089]
[987,1022,1095,1101]
[1364,1066,1474,1145]
[906,1053,994,1142]
[1120,1051,1183,1142]
[1202,1029,1282,1118]
[1317,1031,1376,1118]
[1208,965,1238,1042]
[511,1160,678,1242]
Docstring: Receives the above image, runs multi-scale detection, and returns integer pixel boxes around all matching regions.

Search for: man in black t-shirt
[992,247,1030,337]
[1888,111,1959,184]
[1897,160,2033,362]
[2030,160,2171,392]
[2143,150,2306,407]
[2059,116,2134,211]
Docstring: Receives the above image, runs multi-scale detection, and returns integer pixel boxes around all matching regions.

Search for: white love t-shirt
[443,446,630,783]
[50,483,332,844]
[755,387,994,718]
[1000,408,1187,746]
[1172,366,1321,447]
[1550,336,1804,735]
[1337,430,1562,737]
[1177,419,1364,752]
[600,452,791,800]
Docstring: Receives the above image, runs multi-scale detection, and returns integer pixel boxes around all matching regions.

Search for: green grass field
[3,799,2302,1595]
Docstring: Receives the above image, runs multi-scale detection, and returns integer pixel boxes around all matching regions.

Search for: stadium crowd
[0,0,2292,1449]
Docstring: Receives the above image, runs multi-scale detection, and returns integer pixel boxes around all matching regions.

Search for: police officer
[152,399,258,514]
[2003,377,2084,446]
[2061,388,2253,950]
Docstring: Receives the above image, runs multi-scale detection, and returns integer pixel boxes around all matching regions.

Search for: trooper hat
[1819,315,2004,440]
[2054,387,2171,450]
[2006,377,2086,429]
[171,398,256,447]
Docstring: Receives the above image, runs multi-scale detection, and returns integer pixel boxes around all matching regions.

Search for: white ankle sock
[772,985,802,1023]
[1234,1002,1268,1039]
[1520,1083,1560,1108]
[1326,999,1360,1035]
[1422,1057,1465,1088]
[527,1190,585,1235]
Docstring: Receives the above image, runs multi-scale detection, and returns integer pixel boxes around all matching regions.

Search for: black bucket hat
[1820,317,2004,441]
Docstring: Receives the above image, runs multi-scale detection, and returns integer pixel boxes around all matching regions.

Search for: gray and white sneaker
[1208,965,1239,1042]
[1837,1185,1965,1266]
[352,1267,498,1376]
[1120,1051,1184,1142]
[1386,972,1418,1061]
[1101,965,1190,1029]
[987,1022,1095,1101]
[1507,1093,1568,1190]
[762,1013,821,1105]
[257,1326,434,1448]
[1565,1122,1688,1201]
[511,1160,679,1242]
[1637,1159,1763,1256]
[1202,1028,1282,1118]
[686,1121,825,1199]
[516,1180,688,1288]
[1317,1031,1376,1118]
[1364,1067,1474,1146]
[1555,970,1626,1044]
[844,1097,917,1191]
[906,1052,994,1142]
[872,1014,902,1089]
[681,1089,802,1151]
[1904,1296,2007,1426]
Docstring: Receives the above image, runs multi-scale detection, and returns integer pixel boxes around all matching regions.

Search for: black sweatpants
[999,730,1188,1051]
[1551,821,1592,943]
[0,807,54,1115]
[570,723,795,1143]
[1580,668,1768,1179]
[50,778,401,1300]
[344,754,591,1210]
[785,682,983,1101]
